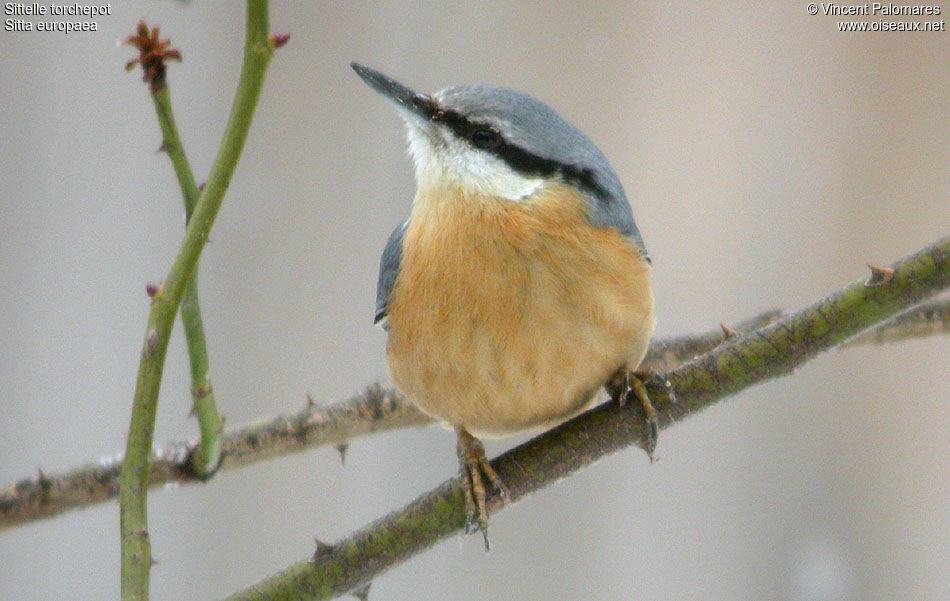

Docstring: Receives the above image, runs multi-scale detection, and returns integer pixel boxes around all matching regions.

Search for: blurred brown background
[1,2,948,600]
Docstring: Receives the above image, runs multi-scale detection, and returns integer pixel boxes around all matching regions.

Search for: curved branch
[842,296,950,346]
[0,310,779,532]
[119,4,274,600]
[222,235,950,601]
[3,298,948,531]
[151,69,224,478]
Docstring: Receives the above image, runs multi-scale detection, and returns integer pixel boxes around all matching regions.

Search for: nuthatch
[353,63,658,548]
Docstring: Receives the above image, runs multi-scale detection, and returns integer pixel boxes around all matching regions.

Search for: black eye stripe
[437,108,609,200]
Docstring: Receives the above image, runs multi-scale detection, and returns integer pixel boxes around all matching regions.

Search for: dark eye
[470,127,501,149]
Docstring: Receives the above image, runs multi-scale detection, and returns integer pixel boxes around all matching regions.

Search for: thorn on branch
[866,264,895,287]
[719,322,738,343]
[335,443,349,465]
[124,20,182,92]
[306,393,317,410]
[351,582,371,601]
[35,467,52,501]
[312,537,336,563]
[269,32,291,50]
[156,141,168,154]
[145,329,159,357]
[192,382,212,400]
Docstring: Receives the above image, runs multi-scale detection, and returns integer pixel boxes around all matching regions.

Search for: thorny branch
[2,298,946,531]
[119,4,277,601]
[222,235,949,601]
[128,18,226,479]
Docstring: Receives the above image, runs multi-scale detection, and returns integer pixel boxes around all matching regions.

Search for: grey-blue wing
[553,129,649,263]
[375,219,409,326]
[586,193,649,263]
[583,184,650,264]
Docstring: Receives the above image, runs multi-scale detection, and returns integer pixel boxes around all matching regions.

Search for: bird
[352,63,660,549]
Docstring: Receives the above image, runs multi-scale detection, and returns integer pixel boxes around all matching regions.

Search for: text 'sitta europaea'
[352,63,664,549]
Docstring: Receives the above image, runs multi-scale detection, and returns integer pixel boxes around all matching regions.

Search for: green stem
[223,235,950,601]
[182,275,223,475]
[120,3,272,601]
[151,83,223,478]
[151,88,199,211]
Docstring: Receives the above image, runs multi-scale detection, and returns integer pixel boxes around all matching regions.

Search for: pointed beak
[351,62,439,123]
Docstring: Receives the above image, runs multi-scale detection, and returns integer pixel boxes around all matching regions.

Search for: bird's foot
[608,368,675,461]
[456,427,508,552]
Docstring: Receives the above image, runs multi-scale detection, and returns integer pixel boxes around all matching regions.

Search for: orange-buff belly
[385,183,655,437]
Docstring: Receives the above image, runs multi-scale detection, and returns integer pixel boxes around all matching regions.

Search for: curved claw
[456,427,508,551]
[634,370,676,405]
[609,368,675,461]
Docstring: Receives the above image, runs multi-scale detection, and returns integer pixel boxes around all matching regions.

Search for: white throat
[404,123,543,202]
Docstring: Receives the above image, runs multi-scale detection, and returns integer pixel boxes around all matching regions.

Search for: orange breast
[385,182,654,437]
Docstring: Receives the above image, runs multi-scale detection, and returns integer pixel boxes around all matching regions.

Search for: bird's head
[351,63,625,207]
